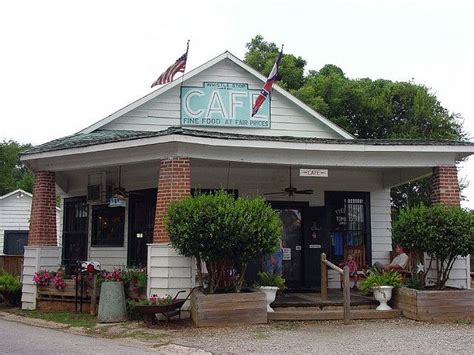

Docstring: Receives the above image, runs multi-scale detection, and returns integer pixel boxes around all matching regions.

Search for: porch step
[268,308,401,321]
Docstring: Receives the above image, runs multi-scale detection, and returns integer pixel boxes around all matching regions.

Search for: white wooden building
[0,189,60,256]
[19,52,474,309]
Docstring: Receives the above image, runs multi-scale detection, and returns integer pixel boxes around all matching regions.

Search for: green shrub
[166,191,282,293]
[0,272,22,306]
[393,204,474,289]
[253,272,286,290]
[359,269,401,295]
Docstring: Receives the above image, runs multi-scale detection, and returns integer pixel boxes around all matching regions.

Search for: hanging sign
[180,82,271,128]
[299,169,328,177]
[282,248,291,260]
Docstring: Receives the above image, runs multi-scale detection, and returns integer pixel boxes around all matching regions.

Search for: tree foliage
[165,191,282,293]
[244,35,466,210]
[0,140,33,196]
[392,204,474,289]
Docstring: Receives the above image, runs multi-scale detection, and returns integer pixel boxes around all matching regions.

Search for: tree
[165,191,282,293]
[392,204,474,289]
[0,140,33,195]
[243,35,466,211]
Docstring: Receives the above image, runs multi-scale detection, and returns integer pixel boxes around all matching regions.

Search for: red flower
[86,264,95,274]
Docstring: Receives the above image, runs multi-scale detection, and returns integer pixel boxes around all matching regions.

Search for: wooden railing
[321,253,350,324]
[0,255,24,278]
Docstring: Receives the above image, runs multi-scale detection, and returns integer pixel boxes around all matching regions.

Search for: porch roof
[24,126,474,156]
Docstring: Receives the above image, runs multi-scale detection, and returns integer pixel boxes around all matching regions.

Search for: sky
[1,0,473,207]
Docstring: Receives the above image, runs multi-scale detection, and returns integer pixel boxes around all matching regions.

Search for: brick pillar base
[153,157,191,243]
[29,171,57,246]
[431,166,460,206]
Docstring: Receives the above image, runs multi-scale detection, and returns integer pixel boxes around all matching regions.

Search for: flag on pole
[251,46,283,117]
[151,43,189,88]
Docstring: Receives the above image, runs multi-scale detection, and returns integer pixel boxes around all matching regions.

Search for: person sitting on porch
[340,253,358,288]
[263,239,283,275]
[374,245,408,272]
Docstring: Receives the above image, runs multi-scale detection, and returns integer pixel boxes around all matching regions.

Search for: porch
[19,128,473,309]
[270,290,401,321]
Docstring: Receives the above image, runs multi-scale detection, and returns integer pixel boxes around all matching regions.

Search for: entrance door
[62,197,89,273]
[272,203,329,290]
[272,203,305,289]
[128,189,156,267]
[303,207,329,290]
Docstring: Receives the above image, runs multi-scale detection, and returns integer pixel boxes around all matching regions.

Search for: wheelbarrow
[134,289,193,325]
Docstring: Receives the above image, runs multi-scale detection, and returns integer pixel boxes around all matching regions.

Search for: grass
[14,310,98,329]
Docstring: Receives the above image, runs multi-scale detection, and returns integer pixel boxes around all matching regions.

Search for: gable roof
[0,189,32,200]
[79,51,354,139]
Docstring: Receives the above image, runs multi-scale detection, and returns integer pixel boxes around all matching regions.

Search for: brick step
[268,308,401,321]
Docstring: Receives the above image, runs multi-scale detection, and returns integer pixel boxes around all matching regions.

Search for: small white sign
[309,244,322,249]
[300,169,328,178]
[295,245,302,251]
[282,248,291,260]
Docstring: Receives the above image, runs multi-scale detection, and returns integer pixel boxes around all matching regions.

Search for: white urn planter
[259,286,279,312]
[373,286,394,310]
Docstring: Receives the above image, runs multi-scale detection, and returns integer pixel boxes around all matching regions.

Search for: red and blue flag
[251,47,283,117]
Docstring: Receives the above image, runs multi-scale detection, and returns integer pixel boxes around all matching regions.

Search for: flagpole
[179,40,190,100]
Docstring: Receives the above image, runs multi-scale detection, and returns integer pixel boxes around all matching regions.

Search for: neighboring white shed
[0,189,61,255]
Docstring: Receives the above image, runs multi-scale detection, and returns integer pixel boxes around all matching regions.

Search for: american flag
[252,47,283,117]
[151,48,188,88]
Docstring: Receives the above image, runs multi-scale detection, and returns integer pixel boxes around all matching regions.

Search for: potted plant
[359,269,401,310]
[97,270,127,322]
[121,267,147,300]
[166,191,282,326]
[391,204,474,321]
[253,272,286,312]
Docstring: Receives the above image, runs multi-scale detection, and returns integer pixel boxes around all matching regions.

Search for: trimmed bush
[393,204,474,289]
[165,191,282,293]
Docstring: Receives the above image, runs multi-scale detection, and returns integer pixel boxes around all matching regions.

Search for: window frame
[91,204,125,247]
[325,191,372,265]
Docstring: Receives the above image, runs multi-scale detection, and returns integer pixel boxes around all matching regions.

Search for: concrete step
[268,308,401,321]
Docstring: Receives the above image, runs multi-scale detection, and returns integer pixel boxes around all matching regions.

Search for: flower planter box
[190,288,267,327]
[392,287,474,321]
[37,280,80,299]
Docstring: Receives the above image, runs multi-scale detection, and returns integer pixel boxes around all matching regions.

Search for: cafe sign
[180,82,271,128]
[300,169,329,177]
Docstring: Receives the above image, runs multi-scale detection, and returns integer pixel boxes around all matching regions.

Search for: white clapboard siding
[88,248,127,271]
[425,255,471,289]
[148,244,193,305]
[0,190,61,255]
[101,58,344,139]
[21,246,61,310]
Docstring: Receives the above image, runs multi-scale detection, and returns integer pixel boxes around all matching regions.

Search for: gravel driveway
[170,319,474,354]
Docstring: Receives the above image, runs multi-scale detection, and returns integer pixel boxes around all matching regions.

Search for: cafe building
[20,51,474,309]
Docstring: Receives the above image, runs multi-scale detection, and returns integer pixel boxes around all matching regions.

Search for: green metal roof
[24,127,474,155]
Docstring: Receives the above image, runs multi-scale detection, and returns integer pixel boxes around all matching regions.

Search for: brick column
[153,157,191,243]
[431,166,460,206]
[29,171,57,246]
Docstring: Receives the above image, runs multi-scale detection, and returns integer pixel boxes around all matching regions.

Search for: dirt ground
[2,310,474,354]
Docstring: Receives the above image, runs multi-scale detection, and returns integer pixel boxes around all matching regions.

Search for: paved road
[0,319,156,355]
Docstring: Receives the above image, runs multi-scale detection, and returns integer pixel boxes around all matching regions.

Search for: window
[91,205,125,247]
[325,192,371,263]
[4,231,28,255]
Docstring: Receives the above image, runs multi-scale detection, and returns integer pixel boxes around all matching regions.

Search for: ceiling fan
[264,166,314,197]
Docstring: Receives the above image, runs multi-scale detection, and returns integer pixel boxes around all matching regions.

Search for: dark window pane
[91,205,125,247]
[326,192,370,263]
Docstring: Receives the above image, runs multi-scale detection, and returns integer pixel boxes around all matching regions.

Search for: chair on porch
[340,245,366,289]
